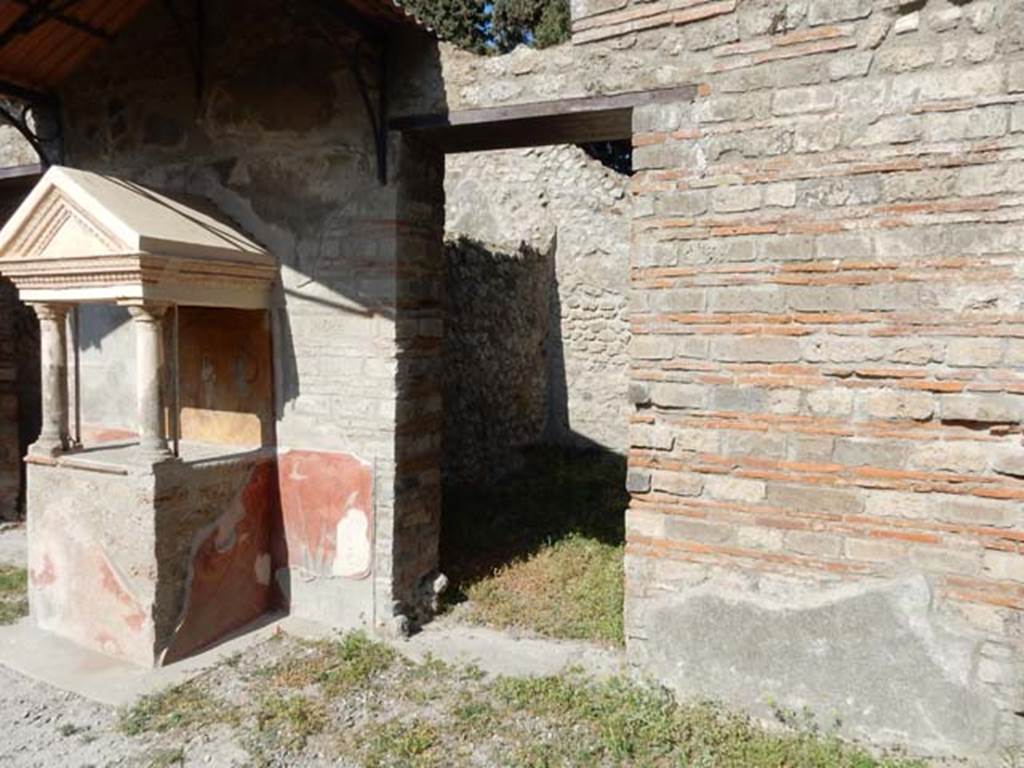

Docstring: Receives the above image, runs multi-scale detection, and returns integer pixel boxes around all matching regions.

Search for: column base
[28,439,66,459]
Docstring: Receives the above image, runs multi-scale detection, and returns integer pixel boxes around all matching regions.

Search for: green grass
[118,632,927,768]
[257,631,398,697]
[491,672,922,768]
[252,694,326,752]
[0,566,28,625]
[144,747,186,768]
[442,446,628,645]
[118,682,239,736]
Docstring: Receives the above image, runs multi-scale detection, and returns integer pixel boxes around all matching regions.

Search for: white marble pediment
[0,166,275,309]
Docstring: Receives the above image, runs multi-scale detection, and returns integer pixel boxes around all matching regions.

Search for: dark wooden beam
[389,84,698,153]
[9,0,114,42]
[0,78,52,104]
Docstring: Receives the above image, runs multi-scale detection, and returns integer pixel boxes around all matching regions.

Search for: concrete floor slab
[400,621,626,679]
[0,609,626,710]
[0,612,287,707]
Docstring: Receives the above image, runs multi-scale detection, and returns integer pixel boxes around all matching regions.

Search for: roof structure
[0,0,426,96]
[0,165,276,308]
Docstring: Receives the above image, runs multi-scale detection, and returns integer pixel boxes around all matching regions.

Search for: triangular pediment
[0,166,272,266]
[0,186,130,261]
[0,167,276,309]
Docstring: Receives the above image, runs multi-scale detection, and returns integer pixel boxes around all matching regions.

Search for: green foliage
[0,566,28,625]
[253,695,327,752]
[492,0,571,51]
[494,672,927,768]
[116,631,927,768]
[258,631,399,697]
[144,747,186,768]
[463,533,625,644]
[401,0,570,53]
[401,0,488,52]
[362,718,440,768]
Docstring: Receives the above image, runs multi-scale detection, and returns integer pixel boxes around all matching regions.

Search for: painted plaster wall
[27,454,275,666]
[76,305,136,436]
[47,0,445,639]
[443,145,632,484]
[175,307,274,448]
[421,0,1024,758]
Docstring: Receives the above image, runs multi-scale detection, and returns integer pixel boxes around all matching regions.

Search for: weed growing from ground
[119,631,928,768]
[119,682,238,736]
[0,565,28,625]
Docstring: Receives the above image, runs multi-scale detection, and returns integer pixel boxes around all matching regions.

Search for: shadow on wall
[14,300,39,515]
[442,233,617,485]
[440,234,629,603]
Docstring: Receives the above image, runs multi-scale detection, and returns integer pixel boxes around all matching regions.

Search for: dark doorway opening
[436,142,631,646]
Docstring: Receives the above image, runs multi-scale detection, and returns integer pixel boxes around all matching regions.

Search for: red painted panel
[276,450,374,579]
[162,460,276,664]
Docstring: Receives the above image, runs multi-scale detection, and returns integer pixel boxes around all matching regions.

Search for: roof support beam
[9,0,115,42]
[0,0,84,49]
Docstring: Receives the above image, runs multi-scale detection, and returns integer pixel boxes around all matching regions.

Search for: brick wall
[622,1,1024,758]
[429,0,1024,758]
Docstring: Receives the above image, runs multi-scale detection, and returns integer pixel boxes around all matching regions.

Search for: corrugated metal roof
[0,0,428,95]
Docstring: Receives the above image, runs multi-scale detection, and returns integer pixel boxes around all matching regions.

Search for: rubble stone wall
[443,145,632,483]
[0,279,18,519]
[428,0,1024,759]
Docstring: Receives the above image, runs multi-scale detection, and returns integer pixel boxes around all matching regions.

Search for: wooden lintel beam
[390,84,698,154]
[390,85,699,132]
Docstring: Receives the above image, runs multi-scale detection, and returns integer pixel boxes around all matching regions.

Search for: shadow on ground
[439,445,628,645]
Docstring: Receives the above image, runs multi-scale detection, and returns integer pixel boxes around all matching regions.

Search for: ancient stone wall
[443,145,632,483]
[0,124,36,168]
[427,0,1024,759]
[0,279,18,519]
[49,0,445,631]
[0,164,40,520]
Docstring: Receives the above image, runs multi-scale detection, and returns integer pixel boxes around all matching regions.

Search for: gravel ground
[0,524,27,567]
[0,527,931,768]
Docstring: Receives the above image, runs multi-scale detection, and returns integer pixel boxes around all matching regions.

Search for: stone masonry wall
[423,0,1024,759]
[443,145,632,483]
[441,237,550,483]
[0,279,18,519]
[51,0,445,630]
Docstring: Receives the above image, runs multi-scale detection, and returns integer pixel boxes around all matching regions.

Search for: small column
[126,304,171,457]
[30,303,71,456]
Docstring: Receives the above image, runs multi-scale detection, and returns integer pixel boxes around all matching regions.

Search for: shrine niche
[0,166,279,666]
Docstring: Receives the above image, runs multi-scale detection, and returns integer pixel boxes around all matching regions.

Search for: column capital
[29,303,72,323]
[123,302,170,323]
